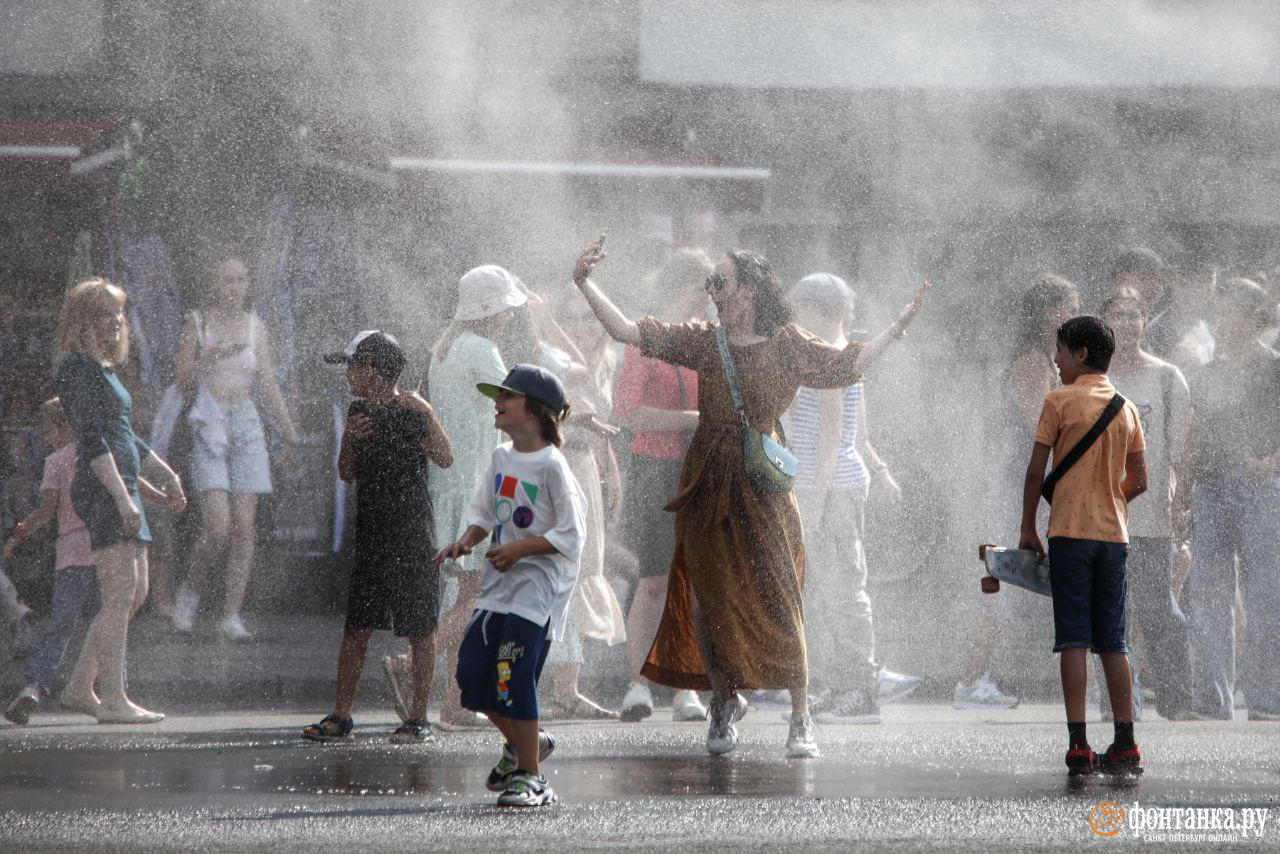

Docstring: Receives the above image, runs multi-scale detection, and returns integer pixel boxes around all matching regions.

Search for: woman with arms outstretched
[570,240,928,757]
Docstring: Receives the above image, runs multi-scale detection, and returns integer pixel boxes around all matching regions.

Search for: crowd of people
[2,232,1278,803]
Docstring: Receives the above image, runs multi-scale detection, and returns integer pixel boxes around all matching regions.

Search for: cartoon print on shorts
[492,472,541,543]
[495,641,526,708]
[497,660,512,705]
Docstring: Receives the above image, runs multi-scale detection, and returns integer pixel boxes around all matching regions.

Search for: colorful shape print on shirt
[492,472,540,543]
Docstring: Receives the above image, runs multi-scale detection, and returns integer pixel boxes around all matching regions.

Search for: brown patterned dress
[636,318,864,690]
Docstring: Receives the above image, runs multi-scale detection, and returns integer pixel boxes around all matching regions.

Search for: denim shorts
[191,400,272,494]
[1048,536,1128,654]
[456,610,551,721]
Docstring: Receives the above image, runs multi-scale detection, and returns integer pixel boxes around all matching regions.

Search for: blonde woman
[56,278,186,723]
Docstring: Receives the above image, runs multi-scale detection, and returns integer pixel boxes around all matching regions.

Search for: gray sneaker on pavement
[706,692,748,755]
[785,713,820,758]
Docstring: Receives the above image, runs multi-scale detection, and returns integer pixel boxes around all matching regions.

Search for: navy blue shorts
[455,610,551,721]
[1048,536,1128,654]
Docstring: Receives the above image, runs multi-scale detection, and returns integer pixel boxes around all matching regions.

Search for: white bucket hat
[454,264,527,321]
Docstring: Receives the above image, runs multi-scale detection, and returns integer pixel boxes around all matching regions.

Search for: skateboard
[978,544,1051,597]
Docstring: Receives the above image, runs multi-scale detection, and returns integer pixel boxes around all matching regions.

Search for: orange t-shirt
[1033,373,1146,544]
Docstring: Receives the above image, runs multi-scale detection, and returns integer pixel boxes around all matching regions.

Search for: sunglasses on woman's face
[705,273,728,293]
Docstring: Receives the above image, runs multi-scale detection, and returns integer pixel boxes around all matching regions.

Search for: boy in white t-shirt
[434,364,586,808]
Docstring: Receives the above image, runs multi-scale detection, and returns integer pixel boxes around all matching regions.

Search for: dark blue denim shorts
[1048,536,1129,654]
[456,610,551,721]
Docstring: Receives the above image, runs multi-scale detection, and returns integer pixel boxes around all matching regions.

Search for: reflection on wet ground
[2,710,1278,851]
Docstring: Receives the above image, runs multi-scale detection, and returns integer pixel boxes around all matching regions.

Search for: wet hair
[1100,286,1145,320]
[1215,276,1273,331]
[1056,315,1115,372]
[1011,273,1078,360]
[1110,247,1164,281]
[726,250,794,336]
[58,278,130,364]
[524,397,572,448]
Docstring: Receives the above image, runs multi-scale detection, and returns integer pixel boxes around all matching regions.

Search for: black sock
[1114,721,1135,750]
[1067,721,1088,750]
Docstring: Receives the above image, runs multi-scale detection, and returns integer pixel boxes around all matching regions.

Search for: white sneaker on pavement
[952,673,1019,709]
[785,713,820,758]
[219,614,252,641]
[172,587,199,634]
[877,667,923,704]
[620,681,654,722]
[672,690,707,721]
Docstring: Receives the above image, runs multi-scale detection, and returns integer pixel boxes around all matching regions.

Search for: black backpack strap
[1041,393,1126,504]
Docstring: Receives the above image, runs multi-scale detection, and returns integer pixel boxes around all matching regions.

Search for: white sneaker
[672,690,707,722]
[785,713,820,758]
[706,693,748,755]
[219,614,252,641]
[172,587,199,634]
[877,667,923,704]
[620,681,654,722]
[952,673,1019,709]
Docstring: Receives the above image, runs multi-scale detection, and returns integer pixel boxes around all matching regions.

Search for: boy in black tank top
[303,331,454,744]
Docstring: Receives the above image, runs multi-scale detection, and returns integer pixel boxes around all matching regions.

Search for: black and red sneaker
[1098,743,1143,776]
[1065,745,1097,776]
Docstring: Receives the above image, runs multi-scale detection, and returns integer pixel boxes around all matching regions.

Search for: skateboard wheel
[980,575,1001,594]
[978,543,994,560]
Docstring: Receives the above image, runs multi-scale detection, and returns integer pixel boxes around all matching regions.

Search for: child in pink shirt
[4,399,101,724]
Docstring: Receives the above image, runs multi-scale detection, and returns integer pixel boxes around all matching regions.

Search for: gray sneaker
[814,689,881,725]
[4,684,41,726]
[706,692,748,755]
[785,713,820,758]
[485,730,556,792]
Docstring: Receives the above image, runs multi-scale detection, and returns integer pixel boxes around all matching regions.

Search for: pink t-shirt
[40,443,94,569]
[614,343,699,461]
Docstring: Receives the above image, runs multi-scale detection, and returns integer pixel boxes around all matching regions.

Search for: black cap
[324,330,406,377]
[476,364,567,413]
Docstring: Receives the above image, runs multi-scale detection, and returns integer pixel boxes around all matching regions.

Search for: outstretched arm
[571,240,640,346]
[848,282,931,374]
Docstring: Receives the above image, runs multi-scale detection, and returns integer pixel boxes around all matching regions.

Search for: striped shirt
[789,382,871,494]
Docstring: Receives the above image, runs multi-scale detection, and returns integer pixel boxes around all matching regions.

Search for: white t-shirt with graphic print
[465,442,587,641]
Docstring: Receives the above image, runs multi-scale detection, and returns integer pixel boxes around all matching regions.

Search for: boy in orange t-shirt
[1020,316,1148,776]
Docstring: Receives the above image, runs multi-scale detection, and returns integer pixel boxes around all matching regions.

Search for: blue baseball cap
[476,364,567,413]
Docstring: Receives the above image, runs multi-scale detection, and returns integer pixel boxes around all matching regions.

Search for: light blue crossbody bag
[715,324,798,493]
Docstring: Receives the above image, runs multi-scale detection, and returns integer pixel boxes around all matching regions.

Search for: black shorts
[345,550,441,638]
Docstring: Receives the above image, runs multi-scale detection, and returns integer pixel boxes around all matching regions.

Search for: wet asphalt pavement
[2,705,1278,852]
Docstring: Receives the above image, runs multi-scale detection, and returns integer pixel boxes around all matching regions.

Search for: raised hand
[895,281,932,332]
[573,239,608,285]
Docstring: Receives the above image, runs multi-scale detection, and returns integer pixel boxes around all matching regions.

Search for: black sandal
[301,713,353,742]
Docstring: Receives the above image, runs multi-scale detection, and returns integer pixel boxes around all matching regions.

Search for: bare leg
[334,628,373,718]
[223,493,259,618]
[407,632,437,721]
[962,613,1001,684]
[508,717,542,775]
[625,574,667,682]
[438,574,481,721]
[66,542,147,711]
[182,490,231,596]
[1098,651,1134,723]
[1060,648,1089,722]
